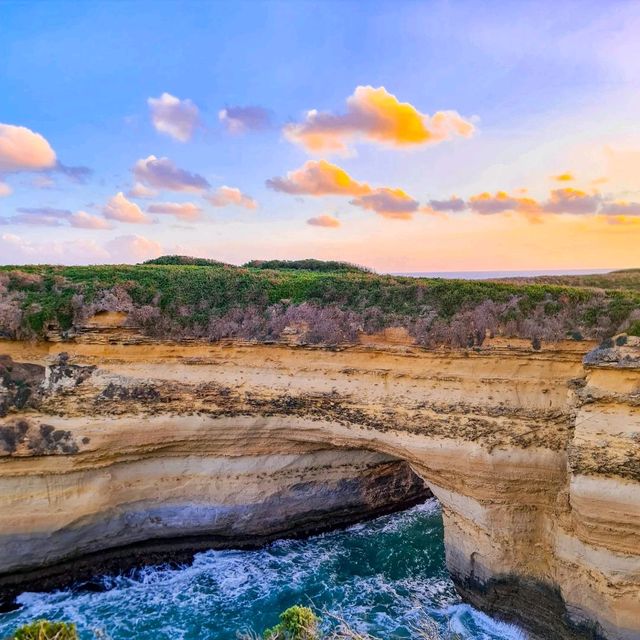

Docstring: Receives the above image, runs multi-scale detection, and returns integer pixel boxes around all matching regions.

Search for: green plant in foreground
[254,606,460,640]
[10,620,78,640]
[264,606,320,640]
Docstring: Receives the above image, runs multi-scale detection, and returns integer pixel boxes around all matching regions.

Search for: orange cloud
[284,85,474,153]
[552,172,574,181]
[103,192,151,224]
[266,160,372,195]
[350,188,419,220]
[307,214,341,228]
[542,188,601,214]
[467,191,536,215]
[600,200,640,216]
[0,124,57,172]
[205,186,258,209]
[0,182,11,197]
[268,160,421,220]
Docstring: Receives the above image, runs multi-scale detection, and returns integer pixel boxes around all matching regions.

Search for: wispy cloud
[552,171,575,182]
[3,207,112,230]
[219,106,272,133]
[147,201,203,220]
[307,214,341,228]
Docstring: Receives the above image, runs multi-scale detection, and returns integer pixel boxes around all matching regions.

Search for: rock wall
[0,338,638,639]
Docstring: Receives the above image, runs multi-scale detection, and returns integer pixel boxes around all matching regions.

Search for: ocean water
[0,501,524,640]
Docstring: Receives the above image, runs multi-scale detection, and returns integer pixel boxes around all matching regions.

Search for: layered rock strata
[0,337,638,640]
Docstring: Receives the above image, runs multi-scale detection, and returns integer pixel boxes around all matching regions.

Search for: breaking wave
[0,500,524,639]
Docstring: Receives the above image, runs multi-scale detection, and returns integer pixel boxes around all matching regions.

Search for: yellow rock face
[0,338,638,640]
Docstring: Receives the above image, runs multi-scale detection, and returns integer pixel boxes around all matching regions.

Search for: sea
[0,500,525,640]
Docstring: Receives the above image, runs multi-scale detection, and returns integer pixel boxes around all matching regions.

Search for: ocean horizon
[393,268,616,280]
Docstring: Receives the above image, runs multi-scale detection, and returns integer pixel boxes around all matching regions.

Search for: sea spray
[0,500,523,640]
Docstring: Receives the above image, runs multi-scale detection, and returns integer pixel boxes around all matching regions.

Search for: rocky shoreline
[0,459,429,611]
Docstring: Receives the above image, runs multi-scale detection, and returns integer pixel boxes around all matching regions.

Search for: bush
[10,620,77,640]
[615,335,628,346]
[245,259,370,274]
[264,606,319,640]
[627,321,640,337]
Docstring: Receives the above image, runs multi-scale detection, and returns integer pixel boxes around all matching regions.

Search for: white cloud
[0,123,57,172]
[0,232,110,264]
[147,201,203,221]
[133,155,210,192]
[205,186,258,209]
[127,182,157,199]
[69,211,113,229]
[103,192,151,224]
[105,235,163,263]
[148,93,200,142]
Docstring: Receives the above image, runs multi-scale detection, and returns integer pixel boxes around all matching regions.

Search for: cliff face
[0,337,638,640]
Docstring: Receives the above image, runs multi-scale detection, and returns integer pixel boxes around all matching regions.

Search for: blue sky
[1,0,639,270]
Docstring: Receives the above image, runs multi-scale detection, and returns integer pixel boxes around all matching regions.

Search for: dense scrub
[496,268,640,292]
[244,259,371,273]
[0,260,638,347]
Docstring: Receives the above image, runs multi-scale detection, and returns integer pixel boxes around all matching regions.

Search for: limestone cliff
[0,336,638,640]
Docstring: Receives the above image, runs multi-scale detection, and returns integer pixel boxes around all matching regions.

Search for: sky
[1,0,640,272]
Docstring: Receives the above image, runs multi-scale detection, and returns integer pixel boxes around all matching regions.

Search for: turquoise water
[0,501,523,639]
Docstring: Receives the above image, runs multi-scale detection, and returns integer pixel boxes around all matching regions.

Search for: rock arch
[0,339,638,639]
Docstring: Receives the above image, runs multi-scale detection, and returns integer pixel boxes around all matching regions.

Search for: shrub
[11,620,77,640]
[615,335,628,346]
[264,606,319,640]
[627,320,640,337]
[143,255,230,267]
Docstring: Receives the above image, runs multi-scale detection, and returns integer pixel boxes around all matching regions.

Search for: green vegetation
[9,620,77,640]
[263,605,319,640]
[627,320,640,337]
[248,605,460,640]
[244,259,371,274]
[495,268,640,292]
[143,255,231,267]
[0,258,638,347]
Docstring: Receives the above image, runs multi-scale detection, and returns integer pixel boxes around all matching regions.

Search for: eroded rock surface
[0,338,638,639]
